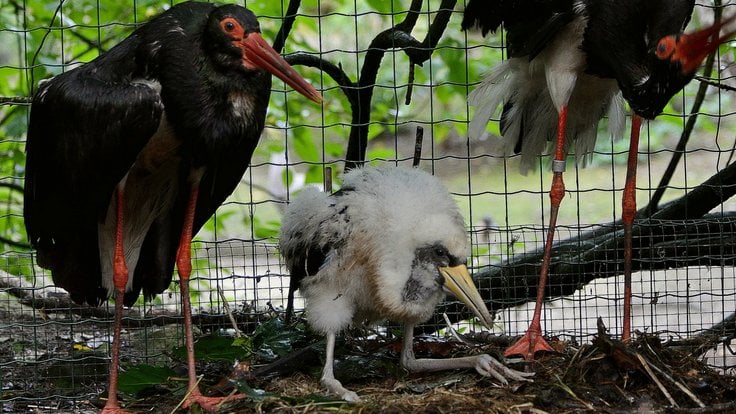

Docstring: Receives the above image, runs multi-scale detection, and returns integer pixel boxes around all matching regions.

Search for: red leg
[102,188,132,414]
[505,106,570,360]
[176,184,244,412]
[621,115,642,342]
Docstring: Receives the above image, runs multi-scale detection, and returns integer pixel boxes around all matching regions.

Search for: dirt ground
[3,312,736,414]
[209,329,736,414]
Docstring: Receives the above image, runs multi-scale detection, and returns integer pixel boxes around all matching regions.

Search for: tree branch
[0,236,30,250]
[284,52,359,116]
[667,312,736,358]
[272,0,302,54]
[423,160,736,332]
[0,97,32,105]
[0,271,266,331]
[344,0,458,170]
[643,2,724,216]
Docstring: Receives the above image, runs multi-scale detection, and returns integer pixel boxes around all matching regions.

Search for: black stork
[279,166,533,402]
[23,2,321,412]
[461,0,735,360]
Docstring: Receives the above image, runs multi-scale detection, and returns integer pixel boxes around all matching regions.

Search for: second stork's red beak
[664,14,736,74]
[241,33,323,104]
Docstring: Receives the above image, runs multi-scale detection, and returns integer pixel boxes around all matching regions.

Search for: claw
[182,389,245,412]
[322,376,362,403]
[504,327,554,360]
[475,354,534,384]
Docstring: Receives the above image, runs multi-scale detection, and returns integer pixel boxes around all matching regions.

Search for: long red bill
[241,33,322,104]
[672,14,736,74]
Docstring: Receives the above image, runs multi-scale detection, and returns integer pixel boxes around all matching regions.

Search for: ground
[3,312,736,413]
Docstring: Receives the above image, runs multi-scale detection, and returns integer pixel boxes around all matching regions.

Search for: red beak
[672,14,736,74]
[241,33,322,104]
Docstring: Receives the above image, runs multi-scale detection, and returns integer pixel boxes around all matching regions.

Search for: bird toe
[342,390,361,403]
[476,354,534,384]
[322,377,362,403]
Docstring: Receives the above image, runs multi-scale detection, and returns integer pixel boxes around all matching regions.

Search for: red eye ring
[220,17,239,34]
[655,36,676,60]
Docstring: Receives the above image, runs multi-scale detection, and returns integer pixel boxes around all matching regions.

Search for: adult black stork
[461,0,735,360]
[279,166,533,402]
[23,2,321,412]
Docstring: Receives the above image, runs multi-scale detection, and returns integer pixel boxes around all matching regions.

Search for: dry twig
[636,353,678,408]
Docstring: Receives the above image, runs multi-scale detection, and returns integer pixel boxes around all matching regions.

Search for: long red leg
[621,115,642,342]
[177,183,244,412]
[102,188,132,414]
[505,106,570,360]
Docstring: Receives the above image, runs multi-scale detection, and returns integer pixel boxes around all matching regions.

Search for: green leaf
[117,364,176,395]
[251,319,307,362]
[232,380,273,400]
[365,0,395,13]
[172,335,252,363]
[253,217,281,240]
[292,128,321,162]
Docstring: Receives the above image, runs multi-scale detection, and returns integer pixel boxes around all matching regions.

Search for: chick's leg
[321,331,360,402]
[400,324,534,384]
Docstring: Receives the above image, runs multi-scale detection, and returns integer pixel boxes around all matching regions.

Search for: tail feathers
[469,59,625,174]
[502,92,614,174]
[515,100,556,175]
[572,125,598,168]
[607,91,626,141]
[572,91,624,170]
[467,61,516,140]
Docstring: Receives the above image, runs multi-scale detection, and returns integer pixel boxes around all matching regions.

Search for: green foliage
[251,318,308,362]
[117,364,177,395]
[2,0,735,282]
[118,319,309,396]
[171,334,253,363]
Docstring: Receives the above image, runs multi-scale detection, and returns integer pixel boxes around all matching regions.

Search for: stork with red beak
[462,0,735,360]
[23,2,321,412]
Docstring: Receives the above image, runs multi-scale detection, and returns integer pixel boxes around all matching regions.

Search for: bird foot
[321,377,361,403]
[181,388,245,412]
[475,354,535,384]
[101,405,133,414]
[504,329,554,360]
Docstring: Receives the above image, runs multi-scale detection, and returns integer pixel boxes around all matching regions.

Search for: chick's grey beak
[439,264,494,329]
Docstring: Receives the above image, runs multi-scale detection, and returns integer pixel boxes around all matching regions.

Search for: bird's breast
[228,90,256,120]
[134,113,182,173]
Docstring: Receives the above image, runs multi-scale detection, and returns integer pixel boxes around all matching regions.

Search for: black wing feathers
[24,43,164,305]
[23,2,216,306]
[462,0,575,58]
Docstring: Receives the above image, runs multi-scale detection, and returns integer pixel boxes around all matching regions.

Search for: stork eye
[655,36,676,60]
[220,18,239,33]
[433,246,448,259]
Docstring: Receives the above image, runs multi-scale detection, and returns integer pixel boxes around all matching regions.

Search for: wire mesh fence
[1,0,736,411]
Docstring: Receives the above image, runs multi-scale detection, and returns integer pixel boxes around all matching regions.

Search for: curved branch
[695,77,736,93]
[0,181,24,193]
[272,0,302,54]
[0,236,30,250]
[345,29,425,169]
[404,0,458,65]
[667,312,736,357]
[643,2,723,216]
[422,160,736,333]
[344,0,459,170]
[0,97,32,105]
[284,52,359,112]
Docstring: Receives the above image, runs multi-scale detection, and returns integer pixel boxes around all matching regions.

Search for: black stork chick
[279,166,533,402]
[462,0,735,360]
[23,2,321,412]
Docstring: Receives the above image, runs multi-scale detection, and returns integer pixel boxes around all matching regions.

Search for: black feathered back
[24,2,272,306]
